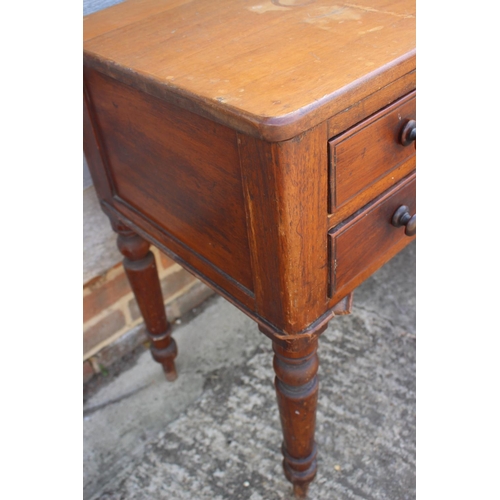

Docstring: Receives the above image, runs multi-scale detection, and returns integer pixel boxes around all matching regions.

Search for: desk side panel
[84,68,254,296]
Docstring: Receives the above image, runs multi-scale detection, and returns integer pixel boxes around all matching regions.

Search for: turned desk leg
[273,338,319,498]
[113,220,178,381]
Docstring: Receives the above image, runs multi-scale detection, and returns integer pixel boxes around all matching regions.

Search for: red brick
[159,251,175,271]
[160,267,196,301]
[83,309,126,355]
[128,296,177,322]
[83,360,95,384]
[83,261,122,289]
[128,297,141,322]
[128,268,196,321]
[93,324,148,369]
[83,266,131,323]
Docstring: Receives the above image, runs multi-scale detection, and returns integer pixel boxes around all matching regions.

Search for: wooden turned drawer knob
[400,120,416,146]
[392,205,416,236]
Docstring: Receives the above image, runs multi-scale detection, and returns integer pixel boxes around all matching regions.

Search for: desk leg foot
[273,338,319,497]
[113,220,178,381]
[293,483,310,498]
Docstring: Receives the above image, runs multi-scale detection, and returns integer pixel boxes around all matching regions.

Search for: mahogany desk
[83,0,416,496]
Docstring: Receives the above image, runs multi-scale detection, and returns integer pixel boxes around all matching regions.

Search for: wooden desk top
[83,0,415,141]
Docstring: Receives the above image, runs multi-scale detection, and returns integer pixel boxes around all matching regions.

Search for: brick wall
[83,246,214,383]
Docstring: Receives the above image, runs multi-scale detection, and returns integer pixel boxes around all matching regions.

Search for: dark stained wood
[111,217,178,380]
[84,0,415,141]
[272,336,322,498]
[328,157,415,229]
[239,123,329,334]
[326,70,416,138]
[332,292,354,316]
[83,84,113,203]
[328,91,416,224]
[85,67,254,295]
[329,173,416,303]
[101,202,257,313]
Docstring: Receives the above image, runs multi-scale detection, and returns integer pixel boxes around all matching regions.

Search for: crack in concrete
[83,382,152,417]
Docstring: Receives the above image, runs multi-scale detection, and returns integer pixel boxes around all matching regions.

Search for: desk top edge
[83,0,416,141]
[84,49,415,142]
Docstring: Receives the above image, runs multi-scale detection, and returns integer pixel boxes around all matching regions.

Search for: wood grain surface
[328,91,416,225]
[329,173,416,303]
[112,219,178,380]
[239,123,330,334]
[83,0,415,141]
[273,338,320,497]
[85,67,254,294]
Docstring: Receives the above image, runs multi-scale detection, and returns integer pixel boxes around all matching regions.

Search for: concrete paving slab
[84,242,415,500]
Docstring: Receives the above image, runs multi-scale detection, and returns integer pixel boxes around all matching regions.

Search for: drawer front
[328,92,415,223]
[329,174,415,301]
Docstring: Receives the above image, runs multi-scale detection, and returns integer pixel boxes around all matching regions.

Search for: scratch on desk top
[248,1,288,13]
[344,3,415,18]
